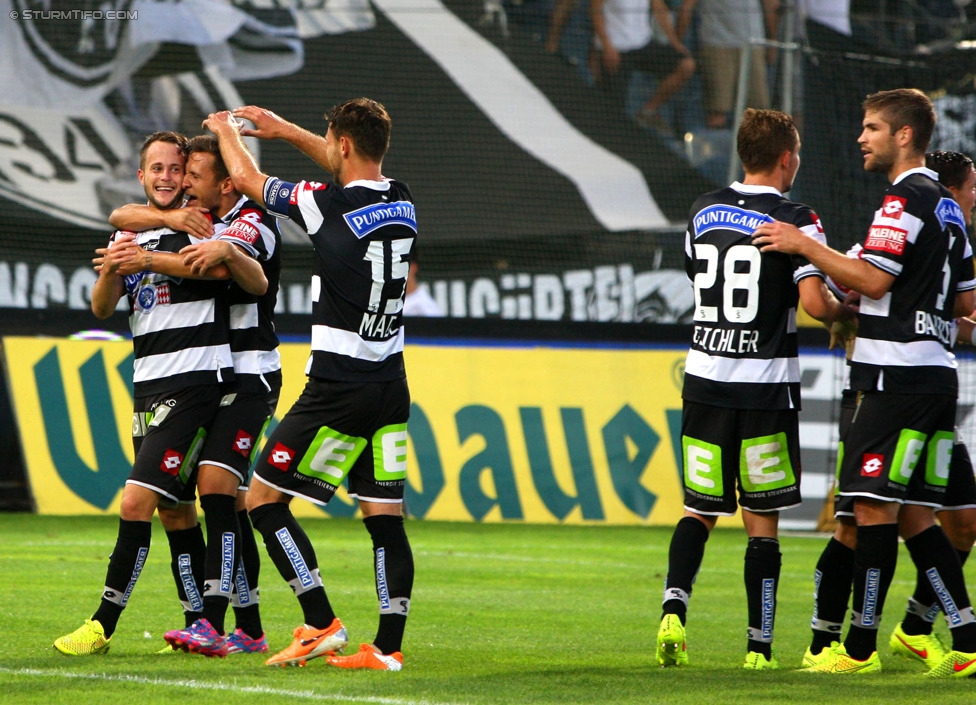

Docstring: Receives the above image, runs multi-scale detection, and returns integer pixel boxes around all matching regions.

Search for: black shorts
[942,438,976,510]
[680,400,802,516]
[252,377,411,507]
[199,384,281,489]
[130,385,222,505]
[839,392,955,507]
[623,42,687,80]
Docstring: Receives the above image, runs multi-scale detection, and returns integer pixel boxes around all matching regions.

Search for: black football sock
[364,515,414,655]
[745,537,781,659]
[901,546,972,635]
[200,494,239,635]
[905,525,976,652]
[250,502,335,629]
[92,518,152,638]
[232,509,263,639]
[165,523,206,628]
[810,538,855,654]
[845,524,898,661]
[662,516,709,625]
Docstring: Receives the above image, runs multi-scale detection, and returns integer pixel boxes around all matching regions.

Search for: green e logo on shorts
[683,436,723,497]
[740,433,795,493]
[373,423,408,482]
[297,426,368,487]
[925,431,953,488]
[887,428,951,487]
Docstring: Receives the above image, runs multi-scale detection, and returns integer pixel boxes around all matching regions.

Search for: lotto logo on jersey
[811,213,824,235]
[881,195,907,219]
[864,225,907,255]
[861,453,884,477]
[161,449,184,475]
[234,430,254,458]
[290,180,326,205]
[268,442,296,471]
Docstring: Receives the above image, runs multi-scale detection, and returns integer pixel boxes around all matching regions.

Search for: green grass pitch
[1,514,975,704]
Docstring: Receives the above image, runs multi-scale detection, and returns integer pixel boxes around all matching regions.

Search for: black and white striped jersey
[263,176,416,382]
[681,182,826,410]
[113,227,233,397]
[214,195,282,393]
[850,168,976,395]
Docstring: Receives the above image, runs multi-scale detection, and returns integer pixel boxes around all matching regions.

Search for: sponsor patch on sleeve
[263,177,298,216]
[222,219,260,245]
[864,225,907,255]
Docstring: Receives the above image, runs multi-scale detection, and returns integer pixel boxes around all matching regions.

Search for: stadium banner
[3,336,701,525]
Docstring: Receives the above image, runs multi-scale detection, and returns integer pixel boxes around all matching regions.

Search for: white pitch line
[0,668,463,705]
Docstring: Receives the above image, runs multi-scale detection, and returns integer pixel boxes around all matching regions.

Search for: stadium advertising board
[3,337,691,525]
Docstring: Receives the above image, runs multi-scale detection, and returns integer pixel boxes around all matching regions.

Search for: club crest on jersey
[881,195,907,219]
[135,282,170,312]
[344,201,418,239]
[861,453,884,477]
[864,225,907,255]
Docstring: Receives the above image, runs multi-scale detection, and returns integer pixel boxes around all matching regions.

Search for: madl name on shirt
[360,311,400,338]
[692,325,759,353]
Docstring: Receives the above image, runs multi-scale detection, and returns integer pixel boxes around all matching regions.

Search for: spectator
[590,0,696,136]
[403,258,443,317]
[677,0,780,130]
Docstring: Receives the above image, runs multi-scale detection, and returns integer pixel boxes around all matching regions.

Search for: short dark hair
[862,88,935,154]
[926,150,974,190]
[325,98,391,162]
[139,131,188,171]
[186,134,229,182]
[736,109,799,173]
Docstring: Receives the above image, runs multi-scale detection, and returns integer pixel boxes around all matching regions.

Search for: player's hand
[233,105,290,140]
[202,110,240,136]
[828,309,858,359]
[93,232,136,274]
[180,239,234,275]
[165,207,213,239]
[752,221,808,255]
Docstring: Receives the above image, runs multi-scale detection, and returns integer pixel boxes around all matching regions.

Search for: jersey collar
[892,166,938,185]
[730,181,783,197]
[344,178,391,191]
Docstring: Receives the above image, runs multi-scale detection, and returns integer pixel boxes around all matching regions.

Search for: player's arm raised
[203,110,270,207]
[233,105,333,176]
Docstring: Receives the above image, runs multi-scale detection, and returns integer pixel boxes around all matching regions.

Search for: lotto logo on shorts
[161,449,184,475]
[861,453,884,477]
[234,430,254,458]
[881,195,907,219]
[268,442,295,471]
